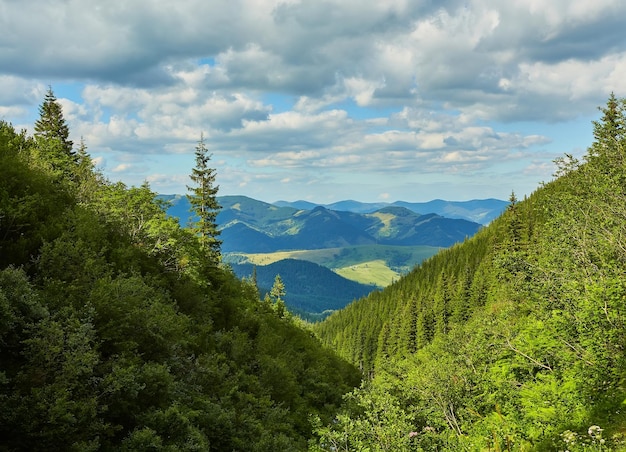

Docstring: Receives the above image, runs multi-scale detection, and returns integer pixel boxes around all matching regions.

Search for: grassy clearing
[229,248,344,266]
[335,260,401,287]
[226,245,441,287]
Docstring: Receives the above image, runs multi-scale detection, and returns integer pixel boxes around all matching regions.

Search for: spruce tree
[266,274,287,317]
[588,93,626,179]
[187,133,222,265]
[33,86,75,177]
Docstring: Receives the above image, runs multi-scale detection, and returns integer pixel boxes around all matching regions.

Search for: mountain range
[273,198,508,224]
[159,194,502,317]
[160,195,500,253]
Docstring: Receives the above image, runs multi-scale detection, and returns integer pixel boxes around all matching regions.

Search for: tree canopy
[311,95,626,450]
[0,92,360,451]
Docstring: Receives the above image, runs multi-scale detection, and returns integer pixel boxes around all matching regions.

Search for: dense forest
[4,88,626,451]
[0,88,360,451]
[230,258,377,320]
[311,95,626,450]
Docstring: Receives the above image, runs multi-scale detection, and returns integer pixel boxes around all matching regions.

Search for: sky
[1,0,625,204]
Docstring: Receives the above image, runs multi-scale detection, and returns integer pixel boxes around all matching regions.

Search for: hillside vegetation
[224,245,441,318]
[334,260,400,288]
[0,93,360,451]
[311,95,626,450]
[229,259,377,320]
[226,244,441,285]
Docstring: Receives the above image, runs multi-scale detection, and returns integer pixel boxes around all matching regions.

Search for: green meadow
[226,244,441,287]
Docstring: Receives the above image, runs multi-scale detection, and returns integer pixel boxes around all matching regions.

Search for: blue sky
[1,0,624,203]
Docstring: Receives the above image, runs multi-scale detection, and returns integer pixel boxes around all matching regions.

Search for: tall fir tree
[187,133,222,265]
[33,86,75,177]
[267,274,287,317]
[588,93,626,179]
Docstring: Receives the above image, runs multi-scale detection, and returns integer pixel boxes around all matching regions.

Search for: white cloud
[0,0,623,201]
[112,163,133,173]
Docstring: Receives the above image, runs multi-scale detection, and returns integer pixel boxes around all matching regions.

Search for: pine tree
[73,137,103,203]
[187,133,222,265]
[33,87,75,177]
[587,93,626,187]
[590,94,625,156]
[268,274,287,317]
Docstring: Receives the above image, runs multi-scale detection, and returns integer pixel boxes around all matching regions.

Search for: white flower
[561,430,577,444]
[588,425,603,438]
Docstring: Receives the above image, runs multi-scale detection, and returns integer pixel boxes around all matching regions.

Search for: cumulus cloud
[0,0,622,200]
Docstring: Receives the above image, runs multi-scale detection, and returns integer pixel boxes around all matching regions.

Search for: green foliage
[310,383,415,452]
[32,87,76,180]
[0,99,360,450]
[34,87,73,155]
[311,95,626,450]
[266,273,287,317]
[187,133,222,265]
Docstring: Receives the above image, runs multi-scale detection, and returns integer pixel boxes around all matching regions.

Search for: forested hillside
[230,259,377,320]
[311,95,626,450]
[0,90,360,451]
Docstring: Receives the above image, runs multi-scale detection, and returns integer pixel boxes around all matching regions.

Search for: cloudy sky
[1,0,625,203]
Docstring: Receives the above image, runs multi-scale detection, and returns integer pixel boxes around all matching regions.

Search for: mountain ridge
[230,258,377,320]
[273,197,507,224]
[160,194,490,253]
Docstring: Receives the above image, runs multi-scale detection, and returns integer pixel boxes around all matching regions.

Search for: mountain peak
[374,205,417,217]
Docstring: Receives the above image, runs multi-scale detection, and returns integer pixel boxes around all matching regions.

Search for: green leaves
[311,95,626,450]
[0,96,361,450]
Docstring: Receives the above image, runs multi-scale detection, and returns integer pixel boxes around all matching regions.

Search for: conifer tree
[33,87,75,177]
[267,274,287,317]
[590,94,625,156]
[73,137,103,202]
[187,133,222,265]
[507,190,521,252]
[587,93,626,183]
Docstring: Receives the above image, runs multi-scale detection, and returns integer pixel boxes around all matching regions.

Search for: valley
[225,244,441,287]
[4,88,626,451]
[162,194,488,317]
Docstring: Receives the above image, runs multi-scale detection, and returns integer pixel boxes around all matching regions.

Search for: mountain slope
[161,195,483,252]
[0,119,361,451]
[230,258,377,318]
[362,206,480,246]
[311,97,626,450]
[275,198,507,224]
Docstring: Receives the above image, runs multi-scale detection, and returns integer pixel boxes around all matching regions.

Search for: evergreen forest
[3,89,626,451]
[311,94,626,450]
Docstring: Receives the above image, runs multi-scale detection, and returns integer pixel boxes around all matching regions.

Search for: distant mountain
[158,194,190,225]
[230,258,377,318]
[219,222,276,253]
[273,199,319,210]
[274,198,507,224]
[328,200,390,213]
[392,199,508,224]
[160,195,484,253]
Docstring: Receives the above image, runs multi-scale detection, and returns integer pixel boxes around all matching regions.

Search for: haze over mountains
[161,195,505,253]
[274,198,508,224]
